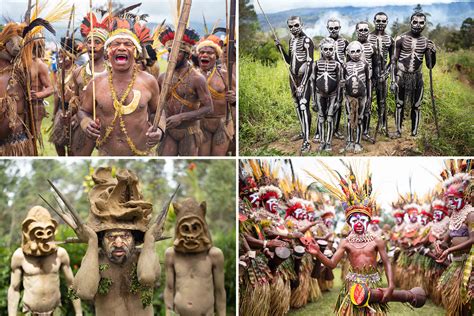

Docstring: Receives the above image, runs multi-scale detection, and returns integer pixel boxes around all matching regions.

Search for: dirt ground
[268,119,423,156]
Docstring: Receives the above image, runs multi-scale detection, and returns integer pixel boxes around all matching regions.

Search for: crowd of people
[239,159,473,315]
[274,11,436,154]
[0,1,236,156]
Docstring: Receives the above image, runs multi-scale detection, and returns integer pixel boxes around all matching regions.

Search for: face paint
[446,196,465,211]
[324,218,334,229]
[374,14,388,31]
[293,208,307,220]
[348,213,370,234]
[409,213,418,223]
[288,17,303,36]
[420,216,430,226]
[266,198,279,214]
[356,23,370,42]
[411,16,426,34]
[248,192,261,208]
[102,229,135,264]
[327,21,341,38]
[433,210,445,222]
[395,216,404,225]
[321,43,335,59]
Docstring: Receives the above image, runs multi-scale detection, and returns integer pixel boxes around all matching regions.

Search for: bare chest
[22,253,61,275]
[174,252,212,278]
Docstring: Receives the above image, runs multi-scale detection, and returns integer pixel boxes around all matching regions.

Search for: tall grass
[240,51,474,156]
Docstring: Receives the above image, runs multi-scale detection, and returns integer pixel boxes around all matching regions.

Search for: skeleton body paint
[391,13,436,137]
[277,16,314,152]
[368,12,394,137]
[344,41,371,153]
[327,19,349,139]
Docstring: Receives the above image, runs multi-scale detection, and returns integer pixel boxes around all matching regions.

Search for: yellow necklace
[96,65,149,156]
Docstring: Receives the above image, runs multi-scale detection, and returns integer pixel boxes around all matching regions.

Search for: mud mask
[22,206,58,256]
[348,213,370,234]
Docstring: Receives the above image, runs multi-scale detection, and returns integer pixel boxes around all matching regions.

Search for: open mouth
[115,54,129,64]
[200,57,210,66]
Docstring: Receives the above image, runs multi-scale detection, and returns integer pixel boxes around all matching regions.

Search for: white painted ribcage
[346,61,367,82]
[362,42,375,71]
[290,37,309,62]
[398,35,428,72]
[368,33,392,62]
[315,60,338,77]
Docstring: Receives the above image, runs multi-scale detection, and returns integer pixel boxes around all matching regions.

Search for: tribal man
[79,17,165,156]
[368,12,394,137]
[30,38,54,138]
[69,11,108,156]
[0,22,35,155]
[275,16,314,153]
[343,41,371,153]
[8,206,82,315]
[197,35,236,156]
[48,167,167,316]
[312,37,342,152]
[355,21,377,143]
[326,18,348,141]
[391,12,436,138]
[158,26,213,156]
[435,165,473,315]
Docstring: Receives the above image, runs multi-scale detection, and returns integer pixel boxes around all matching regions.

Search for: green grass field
[288,268,445,316]
[239,50,474,156]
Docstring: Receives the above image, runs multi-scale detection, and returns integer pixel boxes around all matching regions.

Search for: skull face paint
[327,20,341,39]
[320,39,335,59]
[102,229,135,264]
[410,15,426,35]
[374,13,388,32]
[287,16,303,36]
[22,206,58,256]
[347,41,363,62]
[348,213,370,234]
[356,22,370,42]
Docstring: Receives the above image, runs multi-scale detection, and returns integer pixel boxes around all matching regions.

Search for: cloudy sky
[0,0,227,27]
[253,0,460,13]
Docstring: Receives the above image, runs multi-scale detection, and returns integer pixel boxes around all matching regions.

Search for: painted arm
[365,62,371,105]
[72,227,100,301]
[275,39,290,64]
[210,247,226,316]
[7,249,23,316]
[164,248,175,315]
[59,248,82,315]
[300,37,314,90]
[387,36,395,71]
[243,233,289,250]
[390,36,402,92]
[377,237,394,302]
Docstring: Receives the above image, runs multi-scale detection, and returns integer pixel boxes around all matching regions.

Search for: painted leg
[411,82,424,136]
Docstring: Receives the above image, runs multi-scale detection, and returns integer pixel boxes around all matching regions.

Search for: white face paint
[374,14,388,31]
[348,213,370,234]
[327,21,341,38]
[293,208,307,220]
[321,42,335,59]
[266,198,279,213]
[409,213,418,223]
[324,218,334,228]
[395,216,404,225]
[411,15,426,34]
[288,17,303,36]
[356,23,370,42]
[420,216,430,226]
[433,210,445,222]
[249,192,260,207]
[446,196,464,211]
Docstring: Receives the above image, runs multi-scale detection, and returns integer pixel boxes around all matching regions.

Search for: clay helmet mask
[22,206,58,256]
[173,198,212,253]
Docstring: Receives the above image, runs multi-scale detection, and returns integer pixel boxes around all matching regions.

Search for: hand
[296,85,304,98]
[144,221,165,244]
[306,241,320,256]
[380,287,394,303]
[30,90,42,100]
[75,223,97,243]
[166,114,184,129]
[85,118,101,139]
[436,248,450,263]
[146,125,162,147]
[267,239,289,249]
[275,39,281,47]
[390,81,398,94]
[427,40,436,52]
[225,90,236,104]
[291,231,304,238]
[434,241,442,254]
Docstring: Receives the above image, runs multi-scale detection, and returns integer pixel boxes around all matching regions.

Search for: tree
[459,17,474,48]
[239,0,261,55]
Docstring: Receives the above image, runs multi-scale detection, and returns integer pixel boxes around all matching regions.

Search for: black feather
[114,3,142,18]
[22,18,56,37]
[212,27,227,35]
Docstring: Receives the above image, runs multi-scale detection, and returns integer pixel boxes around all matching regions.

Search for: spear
[152,0,193,130]
[255,0,297,88]
[426,52,440,138]
[89,0,96,120]
[225,0,236,125]
[61,5,75,115]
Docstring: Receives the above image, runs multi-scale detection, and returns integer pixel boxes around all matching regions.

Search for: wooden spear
[225,0,236,125]
[89,0,96,120]
[152,0,192,129]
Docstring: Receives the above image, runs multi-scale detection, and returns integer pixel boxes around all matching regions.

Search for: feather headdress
[159,25,200,53]
[440,159,473,199]
[305,160,375,220]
